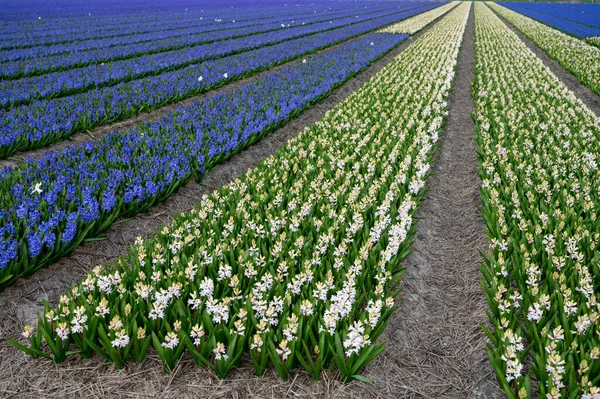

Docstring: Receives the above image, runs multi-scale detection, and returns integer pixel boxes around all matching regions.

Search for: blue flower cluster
[0,6,415,106]
[2,0,388,23]
[0,4,435,159]
[0,32,408,289]
[0,6,376,68]
[0,2,372,49]
[1,12,240,51]
[500,3,600,38]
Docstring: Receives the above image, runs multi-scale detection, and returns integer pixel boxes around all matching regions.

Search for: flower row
[0,33,407,290]
[489,3,600,98]
[499,2,600,38]
[0,5,390,75]
[474,4,600,398]
[11,3,471,381]
[0,3,351,49]
[0,5,434,108]
[380,1,457,35]
[0,11,255,51]
[0,10,428,159]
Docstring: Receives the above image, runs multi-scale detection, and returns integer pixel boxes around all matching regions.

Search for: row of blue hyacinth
[500,2,600,38]
[0,2,356,49]
[0,5,390,67]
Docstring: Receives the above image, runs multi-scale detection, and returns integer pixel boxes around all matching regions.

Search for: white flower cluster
[381,2,458,35]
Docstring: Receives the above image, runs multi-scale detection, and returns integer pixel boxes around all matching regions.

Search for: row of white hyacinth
[474,4,600,398]
[488,2,600,98]
[380,1,458,35]
[11,3,470,382]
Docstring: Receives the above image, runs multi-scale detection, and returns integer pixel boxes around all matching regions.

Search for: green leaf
[349,374,377,387]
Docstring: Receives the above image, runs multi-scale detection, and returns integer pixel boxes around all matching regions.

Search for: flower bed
[10,2,470,382]
[489,3,600,99]
[0,6,434,159]
[0,5,435,108]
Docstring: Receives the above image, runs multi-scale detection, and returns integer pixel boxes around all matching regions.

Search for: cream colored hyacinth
[475,3,600,397]
[380,1,458,35]
[587,37,600,48]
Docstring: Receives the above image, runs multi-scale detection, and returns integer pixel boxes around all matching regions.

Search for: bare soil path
[357,7,504,398]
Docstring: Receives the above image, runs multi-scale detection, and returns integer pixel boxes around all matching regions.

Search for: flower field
[0,5,437,159]
[0,33,408,290]
[2,0,600,397]
[7,0,470,381]
[499,2,600,38]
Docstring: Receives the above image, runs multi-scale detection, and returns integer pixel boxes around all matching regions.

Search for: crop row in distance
[0,4,429,108]
[0,4,436,158]
[489,3,600,98]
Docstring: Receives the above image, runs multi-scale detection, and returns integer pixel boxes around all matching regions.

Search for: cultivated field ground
[0,1,599,398]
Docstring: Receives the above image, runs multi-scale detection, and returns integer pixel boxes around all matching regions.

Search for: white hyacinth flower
[30,182,43,195]
[161,332,179,349]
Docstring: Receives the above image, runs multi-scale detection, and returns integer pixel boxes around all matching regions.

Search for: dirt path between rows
[492,6,600,117]
[357,7,504,398]
[0,15,461,398]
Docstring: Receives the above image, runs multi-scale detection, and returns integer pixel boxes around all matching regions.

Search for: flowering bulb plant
[0,4,428,109]
[0,5,433,159]
[0,33,406,289]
